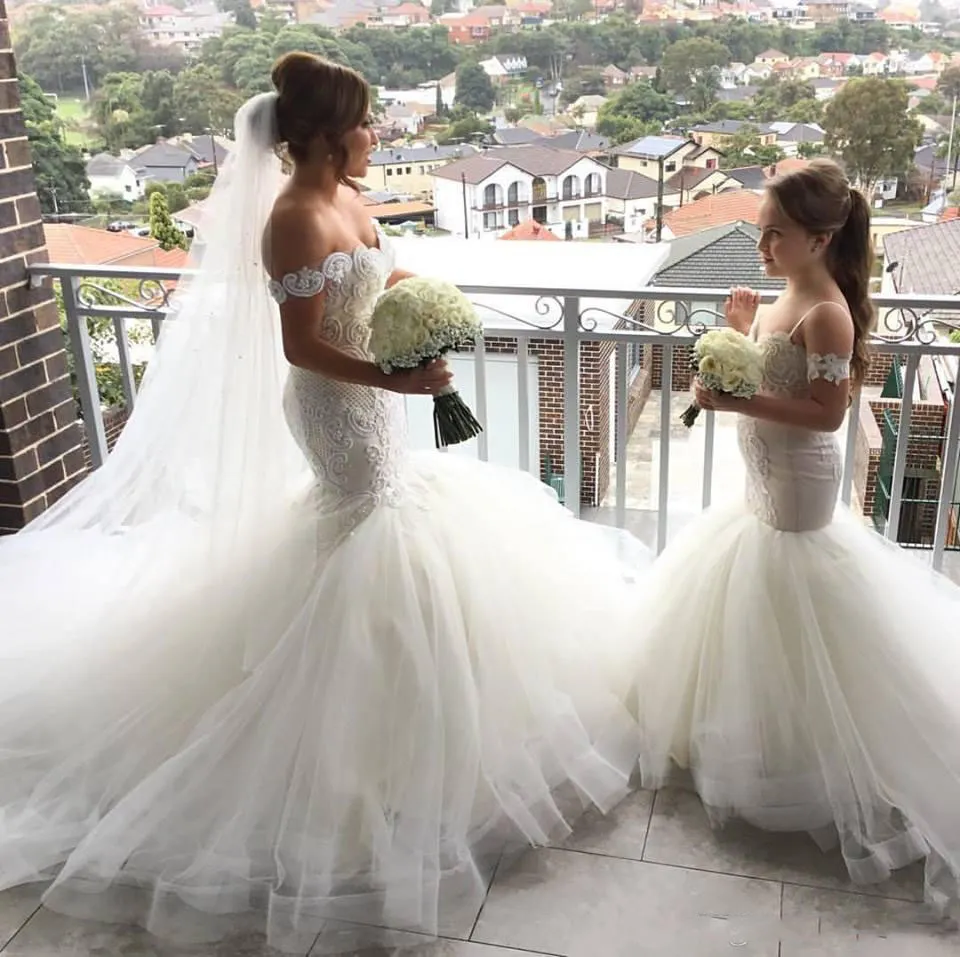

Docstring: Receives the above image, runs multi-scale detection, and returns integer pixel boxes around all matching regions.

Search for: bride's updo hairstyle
[765,158,875,385]
[271,51,371,186]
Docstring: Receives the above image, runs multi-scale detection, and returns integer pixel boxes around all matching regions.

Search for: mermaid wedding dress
[630,311,960,913]
[0,94,649,953]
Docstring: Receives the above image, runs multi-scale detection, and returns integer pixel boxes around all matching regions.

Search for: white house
[480,55,528,84]
[85,153,145,201]
[431,146,608,240]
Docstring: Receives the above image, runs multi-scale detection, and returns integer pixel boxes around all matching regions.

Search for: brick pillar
[0,7,85,534]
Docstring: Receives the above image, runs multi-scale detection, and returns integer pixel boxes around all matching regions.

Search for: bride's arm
[386,268,415,288]
[266,213,450,394]
[697,305,855,433]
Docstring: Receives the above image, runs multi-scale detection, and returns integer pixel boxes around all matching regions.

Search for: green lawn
[55,96,96,148]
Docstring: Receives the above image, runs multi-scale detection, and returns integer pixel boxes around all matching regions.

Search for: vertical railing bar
[658,345,673,553]
[113,316,136,410]
[932,379,960,571]
[840,383,862,507]
[885,352,920,542]
[562,296,581,518]
[62,277,107,469]
[702,409,715,510]
[517,337,531,474]
[615,342,628,529]
[474,335,489,462]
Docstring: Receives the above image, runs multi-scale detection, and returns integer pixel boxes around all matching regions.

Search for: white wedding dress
[631,314,960,912]
[0,213,650,950]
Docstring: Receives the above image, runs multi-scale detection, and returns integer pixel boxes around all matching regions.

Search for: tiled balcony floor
[1,786,956,956]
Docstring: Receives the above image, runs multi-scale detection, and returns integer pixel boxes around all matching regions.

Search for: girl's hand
[724,287,760,335]
[387,359,452,396]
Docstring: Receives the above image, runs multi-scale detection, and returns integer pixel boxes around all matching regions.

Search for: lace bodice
[737,328,850,532]
[269,227,407,535]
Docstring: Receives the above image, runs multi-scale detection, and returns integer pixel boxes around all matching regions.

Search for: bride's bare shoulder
[262,195,334,277]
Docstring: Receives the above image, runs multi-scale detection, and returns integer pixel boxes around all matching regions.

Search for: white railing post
[932,382,960,571]
[885,352,920,543]
[60,275,107,469]
[562,295,581,518]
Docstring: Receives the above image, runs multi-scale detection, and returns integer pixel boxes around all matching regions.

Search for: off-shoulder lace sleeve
[268,265,329,305]
[807,352,851,384]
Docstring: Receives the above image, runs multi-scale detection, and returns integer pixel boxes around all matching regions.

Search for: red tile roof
[662,191,762,237]
[498,219,560,241]
[44,224,190,268]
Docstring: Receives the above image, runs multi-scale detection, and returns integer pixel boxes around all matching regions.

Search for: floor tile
[0,885,44,949]
[780,884,960,956]
[473,846,781,957]
[643,788,924,901]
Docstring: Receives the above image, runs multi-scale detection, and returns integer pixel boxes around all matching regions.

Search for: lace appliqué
[759,332,809,397]
[278,230,403,548]
[807,352,851,384]
[738,419,777,526]
[268,265,329,304]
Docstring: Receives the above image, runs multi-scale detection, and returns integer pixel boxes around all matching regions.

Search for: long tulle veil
[19,92,309,543]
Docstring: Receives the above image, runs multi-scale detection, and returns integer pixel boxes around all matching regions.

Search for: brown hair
[766,158,875,385]
[271,52,370,184]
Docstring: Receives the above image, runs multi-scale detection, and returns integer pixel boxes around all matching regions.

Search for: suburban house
[129,142,201,184]
[85,153,145,201]
[480,54,528,84]
[359,144,479,198]
[604,167,677,234]
[666,165,736,205]
[689,120,778,150]
[656,190,763,240]
[612,135,723,178]
[767,121,825,156]
[431,146,609,239]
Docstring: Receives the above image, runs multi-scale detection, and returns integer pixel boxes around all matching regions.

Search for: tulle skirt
[630,500,960,914]
[0,453,649,953]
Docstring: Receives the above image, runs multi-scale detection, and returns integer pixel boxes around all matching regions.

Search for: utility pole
[655,156,665,241]
[946,93,958,194]
[461,171,469,238]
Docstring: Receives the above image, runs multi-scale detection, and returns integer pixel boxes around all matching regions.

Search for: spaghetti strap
[789,300,850,339]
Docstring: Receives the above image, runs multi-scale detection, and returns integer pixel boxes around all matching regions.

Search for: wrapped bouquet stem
[369,276,484,448]
[681,327,764,427]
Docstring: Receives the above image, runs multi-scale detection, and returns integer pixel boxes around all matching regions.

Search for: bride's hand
[694,380,740,412]
[724,287,760,335]
[387,360,453,396]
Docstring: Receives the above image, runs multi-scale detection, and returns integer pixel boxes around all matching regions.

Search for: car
[107,220,136,232]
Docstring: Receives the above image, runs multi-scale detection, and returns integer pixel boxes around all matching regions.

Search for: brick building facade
[0,14,86,534]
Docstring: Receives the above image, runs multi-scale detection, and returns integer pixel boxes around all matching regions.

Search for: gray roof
[652,222,784,290]
[132,142,199,169]
[490,128,542,146]
[184,133,229,166]
[369,144,478,166]
[613,135,692,160]
[690,120,775,136]
[605,167,660,200]
[545,130,612,153]
[883,219,960,295]
[724,165,767,190]
[86,152,136,176]
[666,166,722,190]
[432,145,586,184]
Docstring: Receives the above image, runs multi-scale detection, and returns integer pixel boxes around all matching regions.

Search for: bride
[0,53,649,952]
[629,158,960,916]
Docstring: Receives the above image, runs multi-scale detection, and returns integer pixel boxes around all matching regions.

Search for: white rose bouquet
[681,328,764,427]
[369,276,484,448]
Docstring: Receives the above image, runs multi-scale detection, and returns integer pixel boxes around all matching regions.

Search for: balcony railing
[28,261,960,573]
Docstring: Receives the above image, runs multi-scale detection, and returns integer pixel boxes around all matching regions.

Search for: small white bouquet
[681,327,764,427]
[369,276,484,448]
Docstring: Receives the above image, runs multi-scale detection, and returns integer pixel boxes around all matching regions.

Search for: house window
[665,161,677,172]
[508,209,519,227]
[706,158,717,170]
[405,166,412,174]
[419,165,425,174]
[483,211,501,231]
[386,168,393,176]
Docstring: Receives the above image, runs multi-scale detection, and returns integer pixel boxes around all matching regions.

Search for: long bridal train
[0,95,653,954]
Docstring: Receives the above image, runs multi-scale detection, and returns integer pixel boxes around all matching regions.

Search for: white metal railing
[27,262,960,570]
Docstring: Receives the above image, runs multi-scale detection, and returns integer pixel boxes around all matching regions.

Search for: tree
[454,62,495,113]
[720,126,784,168]
[937,65,960,104]
[19,74,89,216]
[436,108,492,145]
[753,77,822,124]
[596,81,676,143]
[149,191,187,251]
[173,64,244,136]
[660,37,730,112]
[824,77,922,196]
